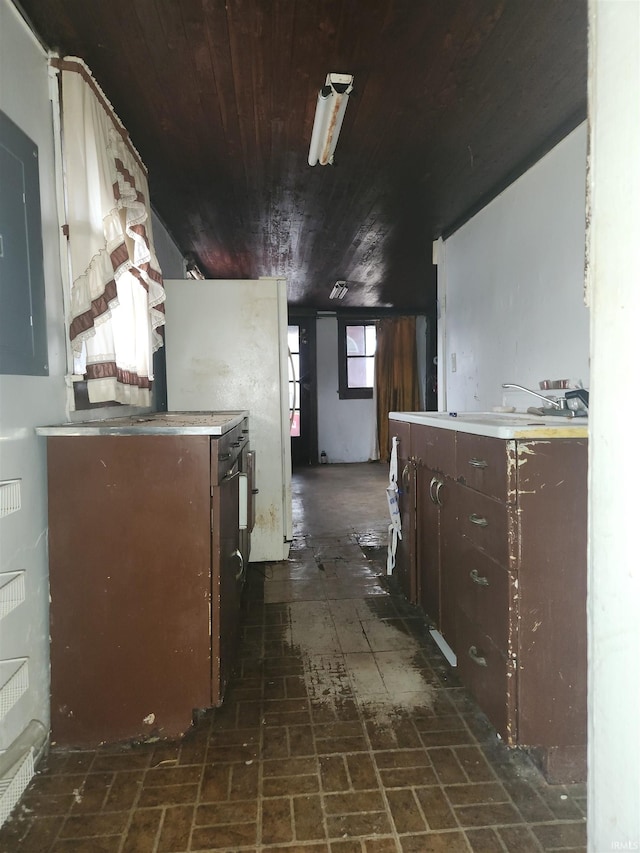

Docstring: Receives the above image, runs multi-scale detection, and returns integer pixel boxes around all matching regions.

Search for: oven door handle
[239,473,248,530]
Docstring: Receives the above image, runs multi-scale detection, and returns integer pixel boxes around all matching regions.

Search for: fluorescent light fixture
[308,73,354,166]
[185,256,205,279]
[329,280,348,300]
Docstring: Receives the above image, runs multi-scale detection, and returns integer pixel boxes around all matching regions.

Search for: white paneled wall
[438,123,589,413]
[0,2,67,796]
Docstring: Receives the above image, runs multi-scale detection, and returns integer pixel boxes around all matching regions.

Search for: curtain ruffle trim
[69,217,165,354]
[69,129,165,352]
[86,376,152,407]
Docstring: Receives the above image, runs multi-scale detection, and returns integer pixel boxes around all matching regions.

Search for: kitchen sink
[389,410,588,438]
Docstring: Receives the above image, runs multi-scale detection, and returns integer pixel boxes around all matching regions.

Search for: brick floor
[0,464,587,852]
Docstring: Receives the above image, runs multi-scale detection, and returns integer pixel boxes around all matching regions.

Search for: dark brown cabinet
[390,420,417,604]
[416,464,441,624]
[411,424,456,630]
[41,414,250,747]
[389,415,588,782]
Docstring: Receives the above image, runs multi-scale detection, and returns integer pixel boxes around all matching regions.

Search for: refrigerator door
[164,277,292,561]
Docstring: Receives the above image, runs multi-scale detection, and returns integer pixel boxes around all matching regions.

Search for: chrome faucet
[501,383,565,410]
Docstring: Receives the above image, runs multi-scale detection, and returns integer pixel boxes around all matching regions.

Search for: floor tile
[0,464,589,853]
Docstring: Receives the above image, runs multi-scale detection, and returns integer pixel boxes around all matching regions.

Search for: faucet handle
[565,389,589,410]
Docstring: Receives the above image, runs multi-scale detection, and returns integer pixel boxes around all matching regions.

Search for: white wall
[151,210,185,278]
[587,1,640,848]
[316,317,377,463]
[439,123,590,412]
[316,316,429,462]
[0,0,67,753]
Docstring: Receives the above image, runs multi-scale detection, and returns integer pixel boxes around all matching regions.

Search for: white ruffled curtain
[60,59,165,406]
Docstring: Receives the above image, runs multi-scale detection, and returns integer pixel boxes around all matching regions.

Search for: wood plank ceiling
[17,0,587,312]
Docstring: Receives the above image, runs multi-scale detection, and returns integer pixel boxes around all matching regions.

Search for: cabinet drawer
[456,433,513,502]
[456,608,513,742]
[211,420,249,483]
[411,424,456,476]
[452,537,510,655]
[456,485,510,566]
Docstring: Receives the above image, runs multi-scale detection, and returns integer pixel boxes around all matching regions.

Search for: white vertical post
[433,237,447,411]
[587,2,640,849]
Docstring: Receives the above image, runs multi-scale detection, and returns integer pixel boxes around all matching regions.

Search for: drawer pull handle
[429,477,443,506]
[233,549,245,582]
[218,452,231,461]
[469,458,488,469]
[402,463,411,491]
[468,645,488,667]
[470,569,489,586]
[469,513,489,527]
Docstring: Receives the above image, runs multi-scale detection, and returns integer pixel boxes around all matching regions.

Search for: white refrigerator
[163,277,292,562]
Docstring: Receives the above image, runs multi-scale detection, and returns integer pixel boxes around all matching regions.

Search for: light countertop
[36,411,249,437]
[389,411,588,439]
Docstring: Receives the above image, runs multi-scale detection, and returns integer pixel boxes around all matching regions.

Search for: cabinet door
[391,422,416,603]
[516,438,588,750]
[396,461,417,603]
[47,435,212,746]
[211,469,242,706]
[439,480,462,652]
[416,465,441,627]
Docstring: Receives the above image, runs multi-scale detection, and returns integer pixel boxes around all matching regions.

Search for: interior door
[288,317,317,467]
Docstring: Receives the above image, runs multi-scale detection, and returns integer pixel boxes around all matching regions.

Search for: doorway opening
[288,316,318,467]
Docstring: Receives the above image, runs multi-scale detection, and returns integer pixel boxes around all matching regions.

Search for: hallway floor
[0,463,587,852]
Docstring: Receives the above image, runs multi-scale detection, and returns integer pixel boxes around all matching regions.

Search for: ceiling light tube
[308,73,354,166]
[329,281,348,299]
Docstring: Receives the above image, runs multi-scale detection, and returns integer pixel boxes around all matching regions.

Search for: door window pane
[289,353,299,381]
[287,326,300,355]
[288,325,301,437]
